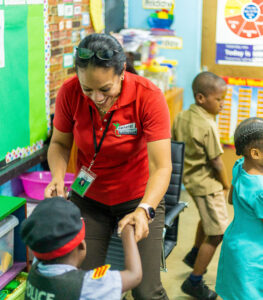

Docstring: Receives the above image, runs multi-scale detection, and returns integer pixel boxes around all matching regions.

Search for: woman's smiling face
[77,66,123,111]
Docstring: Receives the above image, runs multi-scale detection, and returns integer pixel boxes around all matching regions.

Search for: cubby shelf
[0,196,27,290]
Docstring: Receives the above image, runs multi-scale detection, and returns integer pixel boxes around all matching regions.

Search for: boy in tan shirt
[173,72,229,300]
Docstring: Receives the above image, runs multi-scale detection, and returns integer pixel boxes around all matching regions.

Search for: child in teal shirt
[216,117,263,299]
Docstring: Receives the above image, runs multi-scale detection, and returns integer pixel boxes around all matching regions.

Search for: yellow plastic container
[144,65,170,92]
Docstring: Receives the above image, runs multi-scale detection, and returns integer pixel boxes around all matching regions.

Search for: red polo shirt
[53,72,171,205]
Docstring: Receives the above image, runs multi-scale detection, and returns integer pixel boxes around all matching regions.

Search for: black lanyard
[88,106,114,170]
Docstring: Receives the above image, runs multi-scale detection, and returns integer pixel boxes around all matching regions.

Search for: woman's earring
[121,75,125,81]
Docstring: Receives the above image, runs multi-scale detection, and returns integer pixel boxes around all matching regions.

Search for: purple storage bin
[19,172,75,200]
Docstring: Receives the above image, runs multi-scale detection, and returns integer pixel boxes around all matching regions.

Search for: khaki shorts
[192,190,228,236]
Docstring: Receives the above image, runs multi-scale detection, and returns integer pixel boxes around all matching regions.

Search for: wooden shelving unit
[164,87,184,127]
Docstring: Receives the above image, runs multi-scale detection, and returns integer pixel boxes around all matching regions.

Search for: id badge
[71,166,97,197]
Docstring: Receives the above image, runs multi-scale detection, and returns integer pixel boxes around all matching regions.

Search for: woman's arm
[120,224,142,292]
[118,139,172,242]
[44,127,73,198]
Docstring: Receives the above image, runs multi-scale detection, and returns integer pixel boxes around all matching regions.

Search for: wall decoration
[142,0,174,10]
[59,20,64,30]
[82,12,90,26]
[74,4,81,15]
[0,10,4,68]
[72,30,79,42]
[64,3,73,18]
[156,35,182,49]
[218,76,263,145]
[43,0,50,134]
[4,0,26,5]
[216,0,263,66]
[27,0,44,4]
[66,19,72,29]
[0,0,95,161]
[63,53,74,68]
[90,0,104,33]
[80,28,86,39]
[57,3,64,16]
[0,4,47,161]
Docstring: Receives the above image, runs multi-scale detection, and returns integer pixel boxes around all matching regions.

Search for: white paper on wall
[63,53,73,68]
[64,4,73,18]
[74,5,81,15]
[57,4,64,17]
[27,0,44,4]
[5,0,26,5]
[82,12,90,26]
[66,20,72,29]
[59,20,64,31]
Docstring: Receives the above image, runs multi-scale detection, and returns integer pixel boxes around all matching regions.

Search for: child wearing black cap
[21,197,142,300]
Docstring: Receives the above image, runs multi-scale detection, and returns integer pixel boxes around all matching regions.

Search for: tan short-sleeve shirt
[173,104,223,196]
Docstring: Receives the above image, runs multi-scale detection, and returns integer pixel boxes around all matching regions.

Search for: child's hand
[121,224,134,238]
[118,209,149,242]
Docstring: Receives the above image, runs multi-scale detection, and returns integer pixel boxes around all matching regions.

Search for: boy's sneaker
[183,250,197,268]
[181,278,217,300]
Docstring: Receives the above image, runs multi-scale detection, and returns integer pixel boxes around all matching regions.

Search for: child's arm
[210,155,230,192]
[228,185,233,205]
[120,224,142,293]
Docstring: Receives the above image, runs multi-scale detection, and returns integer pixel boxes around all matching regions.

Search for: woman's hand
[118,208,149,242]
[45,128,73,198]
[44,177,66,198]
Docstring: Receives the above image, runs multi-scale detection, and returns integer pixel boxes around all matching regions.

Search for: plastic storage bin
[0,215,19,276]
[0,272,28,299]
[20,171,75,200]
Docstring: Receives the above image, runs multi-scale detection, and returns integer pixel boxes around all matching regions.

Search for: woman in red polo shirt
[45,33,171,300]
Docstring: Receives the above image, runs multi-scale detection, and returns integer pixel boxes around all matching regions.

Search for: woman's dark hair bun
[75,33,126,75]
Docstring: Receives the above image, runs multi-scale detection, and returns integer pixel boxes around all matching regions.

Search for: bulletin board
[0,3,49,163]
[218,76,263,145]
[201,0,262,78]
[215,0,263,66]
[202,0,263,145]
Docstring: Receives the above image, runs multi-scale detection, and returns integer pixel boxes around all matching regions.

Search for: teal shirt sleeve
[232,158,244,185]
[253,192,263,219]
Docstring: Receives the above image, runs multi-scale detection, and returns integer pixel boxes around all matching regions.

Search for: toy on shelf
[0,272,27,299]
[135,58,178,92]
[147,4,174,31]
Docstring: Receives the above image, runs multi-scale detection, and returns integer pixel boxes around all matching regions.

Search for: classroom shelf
[0,145,48,186]
[0,196,27,290]
[164,87,183,127]
[0,262,27,290]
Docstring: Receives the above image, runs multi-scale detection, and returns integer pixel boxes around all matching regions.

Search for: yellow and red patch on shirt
[92,264,111,279]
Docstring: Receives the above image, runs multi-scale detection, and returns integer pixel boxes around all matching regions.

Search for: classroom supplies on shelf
[0,272,27,300]
[0,216,19,277]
